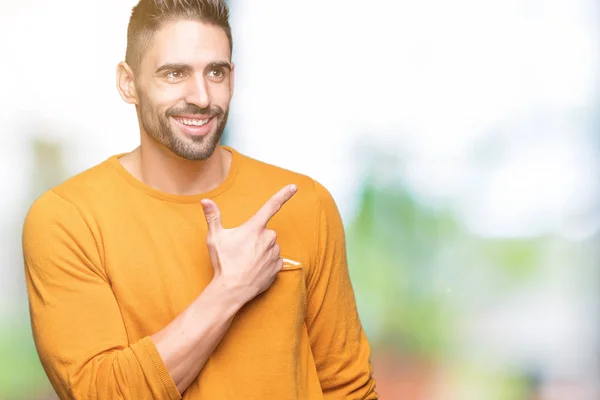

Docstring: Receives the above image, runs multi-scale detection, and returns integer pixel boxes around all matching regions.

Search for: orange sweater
[22,146,378,399]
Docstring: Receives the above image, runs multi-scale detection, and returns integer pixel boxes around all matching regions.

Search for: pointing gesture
[200,184,298,302]
[246,184,298,230]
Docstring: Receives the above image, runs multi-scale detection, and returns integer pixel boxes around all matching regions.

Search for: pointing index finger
[248,184,298,229]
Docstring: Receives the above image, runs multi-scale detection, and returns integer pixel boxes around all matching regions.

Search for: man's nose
[184,76,210,109]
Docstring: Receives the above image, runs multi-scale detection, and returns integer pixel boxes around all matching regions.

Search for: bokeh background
[1,0,599,399]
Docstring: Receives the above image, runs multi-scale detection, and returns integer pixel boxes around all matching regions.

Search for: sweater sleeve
[305,181,378,399]
[22,190,181,400]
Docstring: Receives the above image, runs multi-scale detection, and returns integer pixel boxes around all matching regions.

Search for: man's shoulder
[235,149,329,202]
[234,148,338,215]
[237,150,311,182]
[27,156,118,216]
[22,160,114,270]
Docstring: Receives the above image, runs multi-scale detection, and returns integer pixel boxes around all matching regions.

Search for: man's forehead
[146,20,231,68]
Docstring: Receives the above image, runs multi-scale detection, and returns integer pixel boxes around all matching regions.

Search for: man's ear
[116,61,139,104]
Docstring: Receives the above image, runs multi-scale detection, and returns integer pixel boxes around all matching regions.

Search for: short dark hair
[125,0,232,74]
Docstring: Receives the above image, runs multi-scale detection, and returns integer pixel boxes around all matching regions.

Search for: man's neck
[119,142,231,196]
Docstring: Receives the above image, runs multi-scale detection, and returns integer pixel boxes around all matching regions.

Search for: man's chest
[97,202,310,343]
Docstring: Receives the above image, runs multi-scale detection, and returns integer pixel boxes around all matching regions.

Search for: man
[22,0,377,398]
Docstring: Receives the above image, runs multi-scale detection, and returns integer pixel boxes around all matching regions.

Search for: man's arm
[23,186,295,399]
[305,180,378,399]
[24,190,183,399]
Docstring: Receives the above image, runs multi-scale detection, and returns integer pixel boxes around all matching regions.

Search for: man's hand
[200,184,298,302]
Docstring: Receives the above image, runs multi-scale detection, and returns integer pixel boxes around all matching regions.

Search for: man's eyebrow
[154,62,232,75]
[154,63,194,75]
[207,61,232,71]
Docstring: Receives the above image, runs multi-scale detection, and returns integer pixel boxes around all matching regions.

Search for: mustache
[166,104,224,117]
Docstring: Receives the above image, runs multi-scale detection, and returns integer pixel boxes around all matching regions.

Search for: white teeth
[177,118,209,126]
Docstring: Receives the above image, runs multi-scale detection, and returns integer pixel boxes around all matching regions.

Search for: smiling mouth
[172,116,211,127]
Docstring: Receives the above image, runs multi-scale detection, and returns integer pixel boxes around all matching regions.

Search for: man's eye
[166,71,184,81]
[208,69,224,79]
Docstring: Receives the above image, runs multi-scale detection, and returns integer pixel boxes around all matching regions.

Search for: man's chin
[169,134,220,161]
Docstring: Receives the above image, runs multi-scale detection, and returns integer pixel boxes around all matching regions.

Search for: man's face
[135,20,233,161]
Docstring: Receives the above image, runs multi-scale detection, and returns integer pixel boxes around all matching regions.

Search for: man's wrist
[205,276,252,315]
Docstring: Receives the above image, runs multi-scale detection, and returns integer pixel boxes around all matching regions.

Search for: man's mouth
[170,114,215,137]
[172,116,212,127]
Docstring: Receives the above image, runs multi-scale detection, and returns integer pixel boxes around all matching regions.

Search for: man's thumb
[200,199,222,233]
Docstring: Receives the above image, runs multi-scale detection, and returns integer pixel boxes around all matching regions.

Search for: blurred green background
[1,0,599,399]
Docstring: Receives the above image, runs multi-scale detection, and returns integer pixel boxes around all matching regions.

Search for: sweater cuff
[139,336,182,400]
